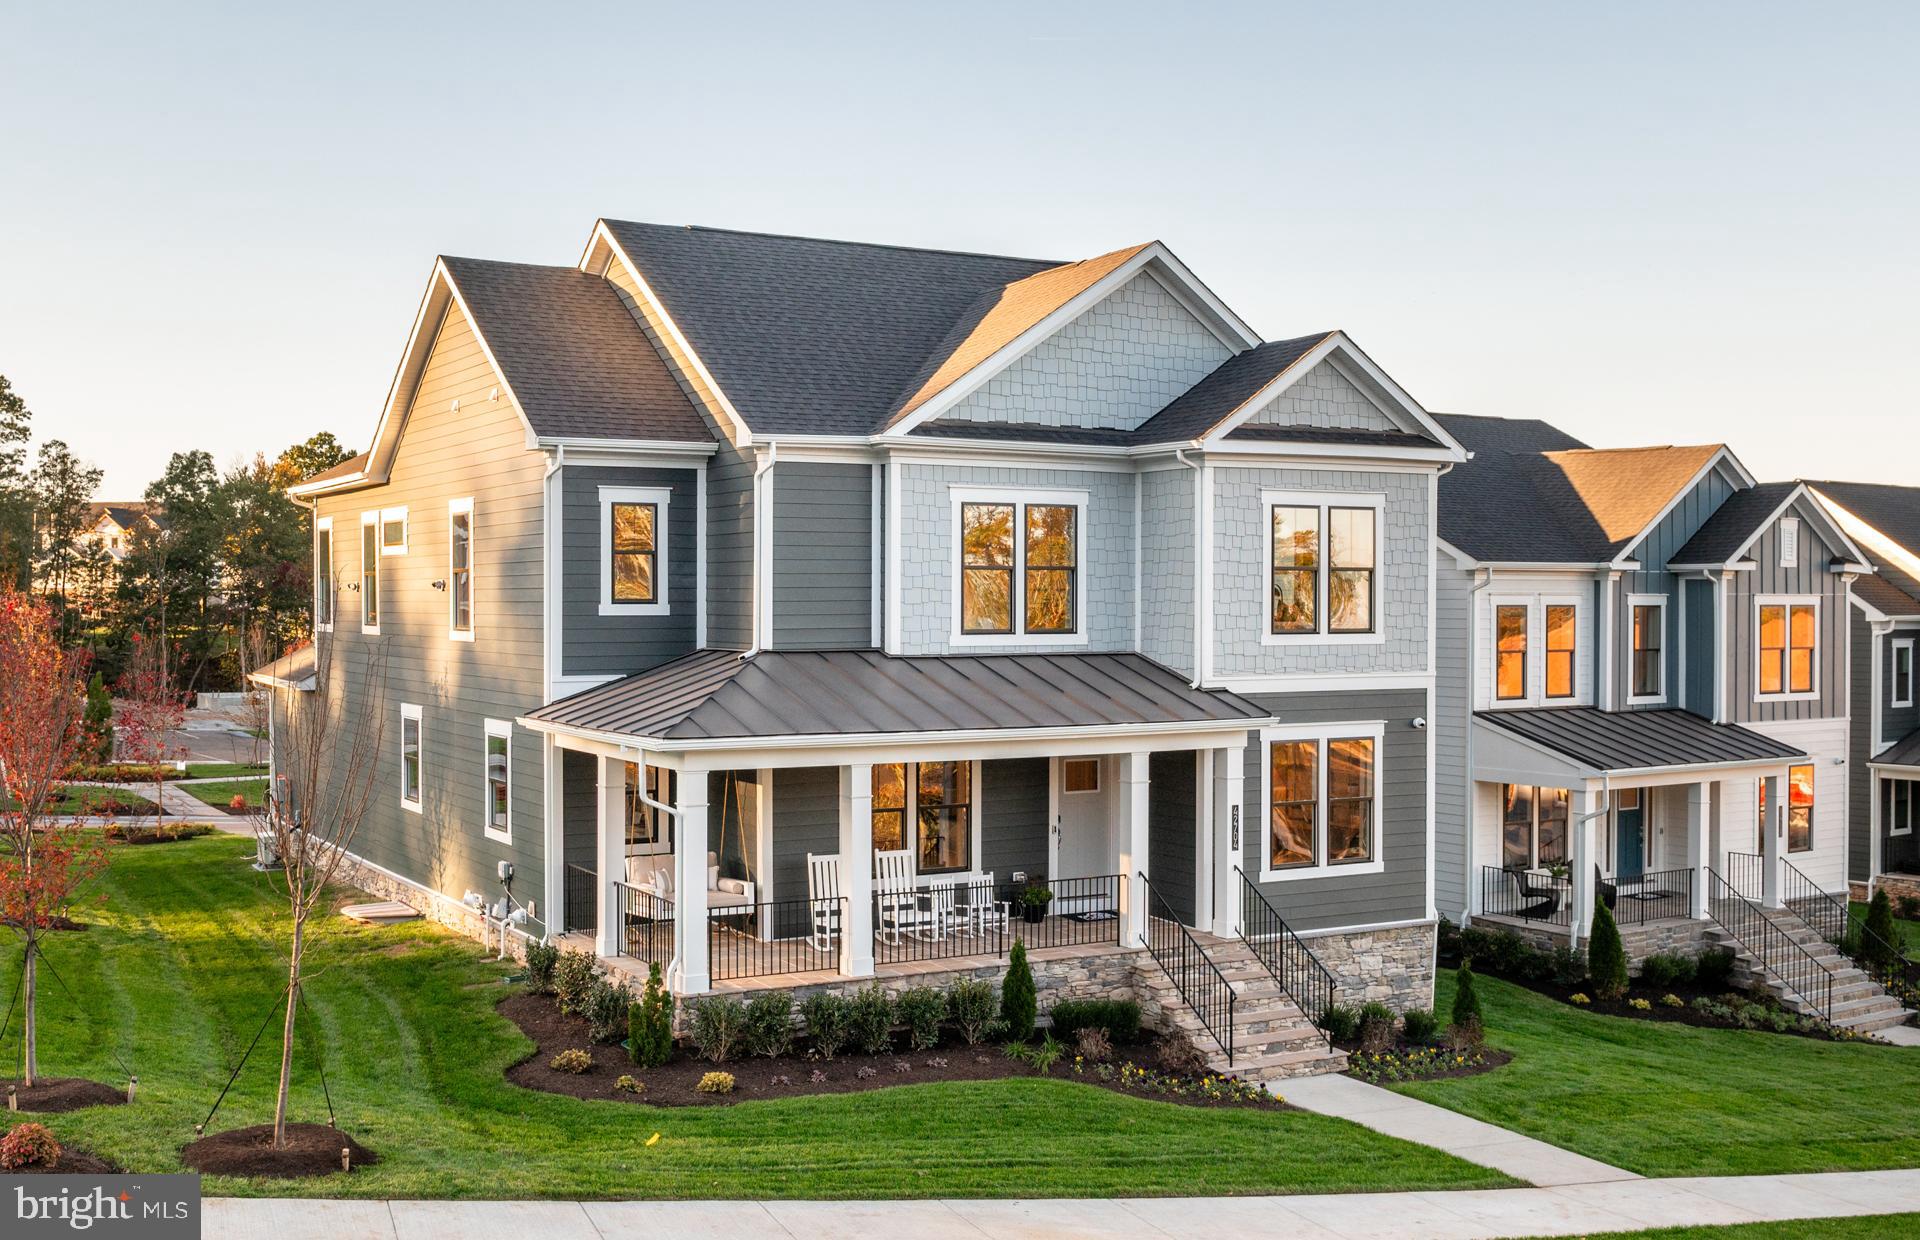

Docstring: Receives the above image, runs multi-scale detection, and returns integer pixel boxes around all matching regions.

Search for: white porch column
[1686,780,1710,920]
[1210,742,1243,937]
[594,756,625,958]
[1119,751,1151,948]
[1569,784,1596,948]
[837,763,875,978]
[672,774,711,994]
[1760,771,1783,909]
[542,736,563,937]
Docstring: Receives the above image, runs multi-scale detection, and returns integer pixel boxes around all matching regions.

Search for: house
[1433,416,1906,1031]
[1806,482,1920,901]
[255,221,1471,1078]
[82,501,167,563]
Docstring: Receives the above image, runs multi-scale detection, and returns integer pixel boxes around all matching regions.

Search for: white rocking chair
[806,852,841,953]
[874,849,934,943]
[970,871,1012,937]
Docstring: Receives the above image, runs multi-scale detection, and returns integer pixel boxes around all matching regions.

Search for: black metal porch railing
[1612,866,1694,926]
[873,876,1008,966]
[1705,868,1833,1025]
[564,863,597,935]
[1141,872,1234,1065]
[1726,850,1852,943]
[1479,865,1572,928]
[1009,874,1123,952]
[708,896,846,982]
[1235,866,1336,1048]
[1765,853,1917,991]
[1886,831,1920,877]
[612,879,673,969]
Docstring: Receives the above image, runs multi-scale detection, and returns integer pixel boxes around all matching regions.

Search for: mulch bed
[0,1077,126,1112]
[5,1147,122,1174]
[180,1123,379,1178]
[500,991,1278,1109]
[0,915,87,931]
[1340,1042,1513,1083]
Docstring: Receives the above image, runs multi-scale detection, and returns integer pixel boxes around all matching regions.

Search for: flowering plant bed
[1346,1044,1510,1084]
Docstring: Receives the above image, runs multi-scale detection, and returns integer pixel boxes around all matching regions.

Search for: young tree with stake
[115,632,187,829]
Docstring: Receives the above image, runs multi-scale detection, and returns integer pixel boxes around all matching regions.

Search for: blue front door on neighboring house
[1616,789,1645,880]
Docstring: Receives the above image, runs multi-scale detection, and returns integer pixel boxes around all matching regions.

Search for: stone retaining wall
[1305,921,1437,1013]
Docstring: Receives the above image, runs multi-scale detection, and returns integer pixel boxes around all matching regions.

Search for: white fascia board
[1611,448,1752,568]
[871,436,1131,463]
[1713,483,1868,568]
[1809,488,1910,579]
[534,437,716,459]
[1179,441,1460,467]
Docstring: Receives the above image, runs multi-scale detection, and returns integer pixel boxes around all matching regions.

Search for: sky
[2,2,1915,497]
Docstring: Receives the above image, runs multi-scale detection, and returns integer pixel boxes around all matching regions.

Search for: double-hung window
[871,761,974,875]
[1265,492,1381,639]
[954,489,1084,640]
[1495,605,1528,701]
[399,703,423,812]
[314,517,334,632]
[1758,764,1815,852]
[1885,779,1915,838]
[1893,639,1914,708]
[449,498,474,640]
[482,719,510,842]
[1261,724,1384,879]
[1545,605,1576,699]
[360,513,380,633]
[1757,598,1817,697]
[1629,596,1666,702]
[1501,785,1570,870]
[599,486,671,616]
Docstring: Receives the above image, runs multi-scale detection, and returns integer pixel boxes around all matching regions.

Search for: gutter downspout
[1176,447,1204,690]
[745,440,778,659]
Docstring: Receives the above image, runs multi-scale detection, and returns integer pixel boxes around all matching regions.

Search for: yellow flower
[645,1133,661,1147]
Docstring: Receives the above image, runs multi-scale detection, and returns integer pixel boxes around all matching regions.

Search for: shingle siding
[771,462,872,650]
[1242,360,1398,433]
[560,464,699,676]
[1139,466,1195,676]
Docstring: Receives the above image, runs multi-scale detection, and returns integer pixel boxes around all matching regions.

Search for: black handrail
[1139,872,1234,1065]
[563,863,597,935]
[1613,867,1695,926]
[709,896,845,981]
[1765,852,1916,987]
[1706,868,1833,1025]
[1479,864,1572,927]
[612,879,673,969]
[1234,866,1336,1049]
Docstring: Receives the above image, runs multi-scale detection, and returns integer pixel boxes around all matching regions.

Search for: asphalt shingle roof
[526,649,1271,742]
[1811,481,1920,556]
[1129,334,1335,443]
[1434,413,1589,455]
[1478,707,1805,773]
[1876,726,1920,771]
[440,257,710,443]
[1669,481,1799,566]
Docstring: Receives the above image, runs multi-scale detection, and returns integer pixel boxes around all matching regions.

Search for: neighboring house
[82,501,168,563]
[1806,482,1920,898]
[256,220,1471,1077]
[1433,416,1905,1031]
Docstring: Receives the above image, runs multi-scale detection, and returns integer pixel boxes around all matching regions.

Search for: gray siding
[1242,359,1399,433]
[980,758,1049,882]
[1148,750,1198,922]
[1724,499,1850,724]
[560,464,699,677]
[306,300,549,931]
[1612,467,1735,710]
[1433,566,1473,921]
[1239,689,1430,932]
[1884,629,1920,743]
[1851,606,1873,882]
[1138,466,1195,676]
[1682,577,1716,715]
[769,766,841,912]
[771,462,872,649]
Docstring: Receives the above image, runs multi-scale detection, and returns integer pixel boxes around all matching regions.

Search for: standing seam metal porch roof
[524,650,1272,743]
[1477,707,1805,773]
[1874,727,1920,772]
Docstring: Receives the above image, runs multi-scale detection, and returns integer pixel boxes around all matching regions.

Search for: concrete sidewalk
[201,1170,1920,1239]
[1277,1073,1639,1187]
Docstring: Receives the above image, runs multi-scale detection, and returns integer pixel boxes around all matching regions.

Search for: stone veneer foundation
[1469,915,1708,975]
[1302,922,1437,1013]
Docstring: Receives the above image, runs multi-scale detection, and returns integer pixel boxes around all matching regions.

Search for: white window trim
[1061,757,1101,795]
[482,718,512,843]
[1257,720,1387,882]
[1260,489,1387,647]
[1755,594,1821,703]
[598,485,672,616]
[874,759,985,879]
[1779,517,1800,569]
[1540,595,1585,702]
[448,497,475,642]
[1625,593,1669,706]
[1893,638,1915,709]
[379,506,409,556]
[948,485,1089,647]
[359,512,381,636]
[399,702,424,814]
[314,516,334,635]
[1889,778,1914,838]
[1483,594,1587,709]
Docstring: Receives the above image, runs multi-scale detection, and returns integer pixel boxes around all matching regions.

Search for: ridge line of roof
[601,219,1067,268]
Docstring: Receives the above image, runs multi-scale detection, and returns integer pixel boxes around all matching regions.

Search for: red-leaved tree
[115,632,187,831]
[0,590,110,1086]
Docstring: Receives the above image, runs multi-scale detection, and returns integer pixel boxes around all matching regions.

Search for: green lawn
[1398,970,1920,1177]
[183,763,269,780]
[1562,1217,1920,1239]
[181,777,268,809]
[2,836,1509,1200]
[7,785,160,815]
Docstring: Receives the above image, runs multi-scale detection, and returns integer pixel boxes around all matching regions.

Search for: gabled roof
[1129,334,1334,442]
[1668,481,1800,566]
[1478,707,1804,774]
[1810,481,1920,555]
[522,649,1271,745]
[1435,413,1590,455]
[89,502,166,532]
[1874,725,1920,772]
[1809,482,1920,618]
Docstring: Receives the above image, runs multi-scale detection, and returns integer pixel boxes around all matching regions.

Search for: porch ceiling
[1475,706,1804,778]
[524,648,1273,747]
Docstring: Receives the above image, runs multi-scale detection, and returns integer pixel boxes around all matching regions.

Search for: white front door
[1052,756,1114,891]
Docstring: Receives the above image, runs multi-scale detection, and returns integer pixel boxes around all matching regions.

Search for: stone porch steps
[1703,907,1914,1034]
[1134,931,1347,1082]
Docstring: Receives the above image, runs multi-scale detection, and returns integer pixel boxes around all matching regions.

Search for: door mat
[1064,909,1119,922]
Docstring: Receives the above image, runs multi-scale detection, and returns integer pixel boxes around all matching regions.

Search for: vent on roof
[1780,517,1800,568]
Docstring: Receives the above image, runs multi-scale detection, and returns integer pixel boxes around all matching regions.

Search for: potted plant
[1018,882,1053,924]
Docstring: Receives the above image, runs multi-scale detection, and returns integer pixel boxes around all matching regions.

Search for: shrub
[948,978,997,1045]
[1640,951,1696,989]
[1629,997,1651,1011]
[849,985,896,1055]
[801,991,852,1059]
[1662,992,1684,1007]
[1898,894,1920,921]
[1863,889,1902,973]
[613,1074,644,1096]
[696,1071,736,1095]
[1154,1029,1208,1076]
[1357,1001,1395,1053]
[1000,942,1037,1042]
[0,1122,61,1170]
[1049,998,1142,1044]
[523,942,559,995]
[1451,962,1484,1030]
[1695,947,1737,990]
[1569,993,1591,1005]
[1445,1017,1484,1052]
[584,975,634,1044]
[1401,1007,1438,1045]
[1073,1025,1112,1063]
[895,986,946,1051]
[630,963,674,1067]
[1548,945,1588,987]
[1586,900,1629,1001]
[553,949,598,1015]
[688,996,747,1063]
[742,990,796,1059]
[1028,1034,1064,1074]
[1320,1002,1360,1044]
[549,1048,593,1074]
